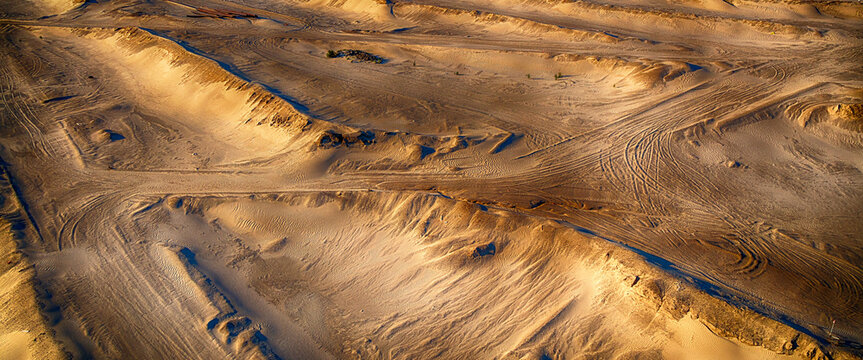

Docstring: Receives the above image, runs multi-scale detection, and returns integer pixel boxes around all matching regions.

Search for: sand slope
[0,0,861,358]
[0,166,67,360]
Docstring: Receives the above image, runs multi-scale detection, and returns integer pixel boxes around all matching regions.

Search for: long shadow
[490,133,521,154]
[558,220,834,348]
[389,26,416,33]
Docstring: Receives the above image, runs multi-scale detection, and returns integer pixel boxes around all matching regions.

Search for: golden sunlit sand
[0,0,861,358]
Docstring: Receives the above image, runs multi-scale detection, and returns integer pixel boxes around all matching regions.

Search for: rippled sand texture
[0,0,861,359]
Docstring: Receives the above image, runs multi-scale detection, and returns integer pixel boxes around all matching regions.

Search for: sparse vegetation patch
[325,49,384,64]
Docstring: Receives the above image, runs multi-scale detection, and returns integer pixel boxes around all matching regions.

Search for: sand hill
[0,0,861,358]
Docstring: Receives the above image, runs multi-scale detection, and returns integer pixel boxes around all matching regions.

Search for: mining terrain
[0,0,862,358]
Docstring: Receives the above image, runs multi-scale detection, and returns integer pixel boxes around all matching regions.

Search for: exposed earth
[0,0,862,359]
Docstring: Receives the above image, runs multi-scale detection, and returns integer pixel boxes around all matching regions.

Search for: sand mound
[1,0,861,358]
[784,89,863,136]
[393,2,621,43]
[89,129,124,144]
[829,103,863,133]
[153,191,831,359]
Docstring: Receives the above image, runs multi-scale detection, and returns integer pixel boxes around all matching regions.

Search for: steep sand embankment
[0,165,67,360]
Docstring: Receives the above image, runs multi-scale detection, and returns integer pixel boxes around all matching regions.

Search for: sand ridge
[0,0,861,358]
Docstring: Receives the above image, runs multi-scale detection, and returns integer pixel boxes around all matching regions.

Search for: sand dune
[0,0,861,358]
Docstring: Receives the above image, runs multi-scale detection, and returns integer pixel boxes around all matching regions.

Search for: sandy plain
[0,0,862,359]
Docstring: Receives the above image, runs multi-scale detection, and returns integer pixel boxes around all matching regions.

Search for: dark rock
[326,49,384,64]
[472,242,496,258]
[318,130,375,148]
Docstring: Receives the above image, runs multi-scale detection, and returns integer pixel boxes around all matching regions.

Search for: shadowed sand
[0,0,861,359]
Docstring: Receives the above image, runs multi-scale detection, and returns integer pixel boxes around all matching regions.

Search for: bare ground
[0,0,862,358]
